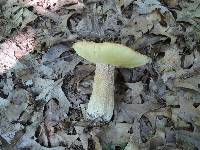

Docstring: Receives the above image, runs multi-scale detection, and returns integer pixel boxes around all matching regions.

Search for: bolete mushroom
[72,41,151,121]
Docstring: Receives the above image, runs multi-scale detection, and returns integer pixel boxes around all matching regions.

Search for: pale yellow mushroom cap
[73,41,151,68]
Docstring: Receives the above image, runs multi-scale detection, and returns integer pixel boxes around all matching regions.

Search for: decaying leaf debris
[0,0,200,149]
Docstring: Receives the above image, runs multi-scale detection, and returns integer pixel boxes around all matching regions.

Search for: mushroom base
[87,63,114,122]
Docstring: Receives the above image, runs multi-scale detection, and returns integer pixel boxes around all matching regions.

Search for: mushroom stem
[87,63,115,121]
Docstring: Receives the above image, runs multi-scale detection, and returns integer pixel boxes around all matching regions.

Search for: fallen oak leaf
[0,98,9,108]
[116,101,161,123]
[32,78,70,114]
[95,123,133,147]
[174,75,200,93]
[134,0,169,15]
[3,5,37,30]
[176,130,200,149]
[75,126,90,150]
[172,95,200,127]
[20,8,37,29]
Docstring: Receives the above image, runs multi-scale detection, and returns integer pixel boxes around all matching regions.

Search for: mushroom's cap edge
[72,41,151,68]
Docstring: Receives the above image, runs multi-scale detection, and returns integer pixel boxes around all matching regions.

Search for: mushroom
[72,41,151,121]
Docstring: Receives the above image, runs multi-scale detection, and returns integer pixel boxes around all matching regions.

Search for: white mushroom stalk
[73,41,151,122]
[87,63,114,121]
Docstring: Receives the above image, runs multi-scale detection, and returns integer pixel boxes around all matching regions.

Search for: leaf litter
[0,0,200,149]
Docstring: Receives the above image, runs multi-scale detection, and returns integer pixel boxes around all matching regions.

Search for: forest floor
[0,0,200,150]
